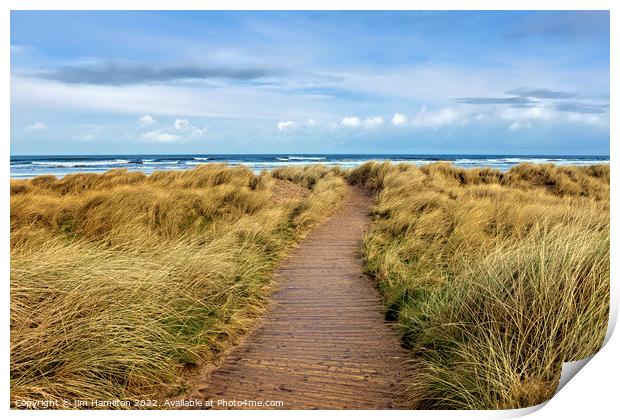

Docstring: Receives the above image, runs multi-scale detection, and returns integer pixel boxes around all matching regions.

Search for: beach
[9,161,610,409]
[8,7,613,413]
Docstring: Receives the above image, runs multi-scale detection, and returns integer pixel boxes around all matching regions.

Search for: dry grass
[10,164,346,406]
[348,161,610,409]
[11,160,609,409]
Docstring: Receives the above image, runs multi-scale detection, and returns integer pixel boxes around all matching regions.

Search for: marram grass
[348,161,610,409]
[10,161,610,410]
[10,164,346,406]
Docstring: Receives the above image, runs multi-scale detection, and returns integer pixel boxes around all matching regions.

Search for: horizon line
[9,153,611,158]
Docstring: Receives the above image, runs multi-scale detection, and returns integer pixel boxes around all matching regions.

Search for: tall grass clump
[272,165,347,230]
[349,161,610,409]
[10,164,346,406]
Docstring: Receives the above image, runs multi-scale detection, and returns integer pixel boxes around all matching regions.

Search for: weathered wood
[194,186,410,409]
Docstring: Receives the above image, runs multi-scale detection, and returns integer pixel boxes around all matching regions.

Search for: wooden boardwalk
[194,186,409,409]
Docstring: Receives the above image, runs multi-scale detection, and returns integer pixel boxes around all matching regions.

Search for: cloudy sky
[10,11,609,155]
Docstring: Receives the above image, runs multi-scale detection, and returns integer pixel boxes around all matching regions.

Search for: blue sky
[10,11,610,155]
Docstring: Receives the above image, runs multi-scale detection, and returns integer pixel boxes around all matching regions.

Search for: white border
[2,1,616,419]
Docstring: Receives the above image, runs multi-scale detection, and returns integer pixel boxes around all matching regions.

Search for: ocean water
[10,154,610,179]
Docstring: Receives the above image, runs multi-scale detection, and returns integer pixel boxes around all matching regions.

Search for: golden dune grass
[10,161,610,409]
[348,162,610,409]
[10,164,346,406]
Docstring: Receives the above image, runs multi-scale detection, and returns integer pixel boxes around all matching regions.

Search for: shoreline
[9,157,611,180]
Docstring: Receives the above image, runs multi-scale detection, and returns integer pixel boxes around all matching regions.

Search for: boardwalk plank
[193,186,409,409]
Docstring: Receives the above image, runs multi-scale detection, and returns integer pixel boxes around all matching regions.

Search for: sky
[10,10,610,155]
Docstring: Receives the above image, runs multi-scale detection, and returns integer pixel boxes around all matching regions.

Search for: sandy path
[194,186,409,409]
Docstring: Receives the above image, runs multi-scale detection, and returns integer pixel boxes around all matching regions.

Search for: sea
[10,154,610,179]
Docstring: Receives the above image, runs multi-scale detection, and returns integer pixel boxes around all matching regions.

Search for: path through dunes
[193,186,410,409]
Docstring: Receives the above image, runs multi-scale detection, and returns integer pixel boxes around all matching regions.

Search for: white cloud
[24,121,47,133]
[141,130,181,143]
[11,76,329,120]
[364,116,384,128]
[277,121,295,131]
[330,64,608,106]
[412,107,466,127]
[174,118,191,131]
[11,67,608,145]
[499,105,554,123]
[138,114,156,126]
[340,116,361,127]
[340,116,384,129]
[391,113,407,126]
[189,126,206,138]
[141,119,205,142]
[171,118,207,138]
[437,99,608,130]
